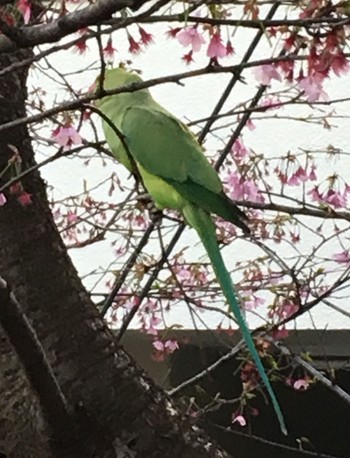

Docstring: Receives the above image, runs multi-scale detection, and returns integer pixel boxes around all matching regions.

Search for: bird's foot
[149,207,163,226]
[136,192,152,206]
[135,193,162,225]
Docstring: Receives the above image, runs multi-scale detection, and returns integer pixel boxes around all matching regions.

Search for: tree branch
[240,200,350,223]
[101,222,156,316]
[0,0,155,52]
[0,276,79,449]
[0,53,311,136]
[275,338,350,407]
[137,14,350,30]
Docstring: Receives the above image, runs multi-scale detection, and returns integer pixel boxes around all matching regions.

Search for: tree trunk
[0,51,230,457]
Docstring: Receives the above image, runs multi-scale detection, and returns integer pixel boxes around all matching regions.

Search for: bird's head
[89,67,143,98]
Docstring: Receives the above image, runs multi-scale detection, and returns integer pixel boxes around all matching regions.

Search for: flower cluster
[152,339,179,361]
[52,124,82,148]
[308,175,350,209]
[226,171,264,203]
[173,26,233,64]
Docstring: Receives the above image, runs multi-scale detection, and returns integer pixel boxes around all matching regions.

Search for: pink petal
[232,415,246,426]
[253,64,281,85]
[152,340,164,351]
[333,251,350,264]
[207,33,227,59]
[293,379,309,390]
[164,339,179,352]
[0,193,6,206]
[176,27,205,52]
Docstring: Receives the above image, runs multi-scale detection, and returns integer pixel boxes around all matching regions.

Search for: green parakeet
[94,67,286,434]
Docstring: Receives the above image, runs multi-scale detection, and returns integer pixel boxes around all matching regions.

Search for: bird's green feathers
[95,67,287,434]
[184,205,287,434]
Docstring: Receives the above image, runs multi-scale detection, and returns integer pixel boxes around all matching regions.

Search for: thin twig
[101,222,156,316]
[116,224,185,341]
[275,338,350,406]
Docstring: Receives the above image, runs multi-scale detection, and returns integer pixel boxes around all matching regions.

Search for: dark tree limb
[0,277,87,456]
[0,0,155,52]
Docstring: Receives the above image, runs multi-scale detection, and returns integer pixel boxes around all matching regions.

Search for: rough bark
[0,0,153,52]
[0,50,230,458]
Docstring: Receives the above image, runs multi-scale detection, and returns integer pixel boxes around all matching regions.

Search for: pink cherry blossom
[299,73,328,102]
[309,166,317,181]
[226,40,235,55]
[139,27,154,46]
[17,0,31,24]
[275,168,287,184]
[253,64,281,85]
[152,340,165,351]
[245,180,264,202]
[279,59,295,81]
[272,326,289,339]
[307,186,322,203]
[293,378,310,391]
[260,96,282,110]
[152,339,179,360]
[231,138,250,159]
[141,299,158,314]
[296,166,310,183]
[333,251,350,264]
[182,50,194,65]
[128,34,141,54]
[0,193,6,206]
[279,302,299,319]
[324,189,347,208]
[246,119,256,131]
[332,50,349,76]
[270,299,299,320]
[284,33,296,51]
[226,173,244,200]
[17,191,32,206]
[166,27,181,39]
[299,0,318,19]
[176,265,192,283]
[52,125,82,148]
[244,293,265,311]
[287,174,300,186]
[145,315,161,336]
[164,339,179,352]
[226,172,264,203]
[287,166,309,186]
[122,294,140,312]
[52,207,61,220]
[9,183,22,196]
[74,37,89,54]
[232,414,246,427]
[196,268,208,286]
[67,211,78,223]
[207,32,227,59]
[103,37,117,60]
[176,27,206,52]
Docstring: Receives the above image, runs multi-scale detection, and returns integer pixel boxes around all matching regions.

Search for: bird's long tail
[183,204,287,435]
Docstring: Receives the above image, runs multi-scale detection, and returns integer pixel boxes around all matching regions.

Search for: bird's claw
[135,193,162,225]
